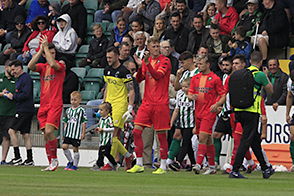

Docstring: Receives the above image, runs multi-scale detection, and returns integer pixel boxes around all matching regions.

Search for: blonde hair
[92,23,103,31]
[152,17,165,40]
[70,91,81,100]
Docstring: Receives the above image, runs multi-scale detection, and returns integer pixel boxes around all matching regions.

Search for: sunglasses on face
[37,21,46,25]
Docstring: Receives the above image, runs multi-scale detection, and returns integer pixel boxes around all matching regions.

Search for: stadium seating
[80,90,96,104]
[71,67,87,89]
[33,79,40,103]
[0,65,4,74]
[75,45,89,65]
[82,68,104,96]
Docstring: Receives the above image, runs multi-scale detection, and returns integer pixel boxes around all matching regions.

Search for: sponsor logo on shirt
[42,74,56,81]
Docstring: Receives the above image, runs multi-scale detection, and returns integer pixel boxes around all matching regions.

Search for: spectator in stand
[128,19,150,42]
[108,17,129,48]
[203,3,216,28]
[94,0,128,24]
[53,14,78,68]
[0,61,15,165]
[228,26,252,65]
[18,16,56,64]
[212,0,239,36]
[233,0,262,38]
[0,16,31,64]
[61,0,87,45]
[258,0,289,59]
[157,0,194,29]
[79,24,109,68]
[5,60,34,166]
[202,23,230,74]
[48,1,61,27]
[124,61,141,107]
[26,0,50,25]
[0,0,26,44]
[262,59,289,109]
[119,42,134,65]
[152,17,166,41]
[175,0,194,29]
[187,15,210,54]
[133,31,147,60]
[163,12,189,54]
[129,0,161,33]
[120,0,144,22]
[122,35,136,55]
[160,40,179,76]
[13,0,27,6]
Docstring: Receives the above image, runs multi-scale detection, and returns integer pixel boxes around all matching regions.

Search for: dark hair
[131,19,144,29]
[170,11,181,19]
[31,15,49,31]
[222,56,232,64]
[233,54,246,64]
[9,60,23,69]
[210,23,219,30]
[48,43,56,50]
[250,51,263,64]
[101,102,113,117]
[235,26,246,38]
[107,46,119,55]
[193,14,203,21]
[268,58,279,66]
[119,42,130,49]
[176,0,186,4]
[179,51,193,61]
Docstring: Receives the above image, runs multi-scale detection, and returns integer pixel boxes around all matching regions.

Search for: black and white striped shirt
[176,90,195,128]
[63,106,87,140]
[98,116,114,146]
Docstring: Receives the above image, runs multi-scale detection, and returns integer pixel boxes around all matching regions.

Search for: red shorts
[134,103,170,131]
[195,117,216,135]
[37,104,63,130]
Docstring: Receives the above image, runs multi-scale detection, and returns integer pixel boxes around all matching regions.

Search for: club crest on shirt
[208,77,213,81]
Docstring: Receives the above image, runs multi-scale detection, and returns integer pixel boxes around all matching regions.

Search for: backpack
[228,68,260,109]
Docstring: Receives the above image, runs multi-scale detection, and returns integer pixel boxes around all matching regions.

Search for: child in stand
[228,26,252,66]
[95,102,118,171]
[62,91,87,170]
[167,78,196,171]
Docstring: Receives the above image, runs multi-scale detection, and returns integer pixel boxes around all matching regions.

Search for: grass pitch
[0,166,293,196]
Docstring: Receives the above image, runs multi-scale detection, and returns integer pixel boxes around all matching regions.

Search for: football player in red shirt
[28,35,65,171]
[189,55,226,174]
[127,37,171,174]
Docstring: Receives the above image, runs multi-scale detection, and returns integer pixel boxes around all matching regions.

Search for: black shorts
[63,137,81,147]
[214,115,232,135]
[10,112,34,134]
[0,116,14,138]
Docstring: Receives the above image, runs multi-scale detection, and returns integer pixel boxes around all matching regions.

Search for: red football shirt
[36,61,65,106]
[189,71,225,118]
[136,54,171,105]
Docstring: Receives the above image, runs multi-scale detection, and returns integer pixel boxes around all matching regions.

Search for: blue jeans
[94,10,122,23]
[86,99,103,128]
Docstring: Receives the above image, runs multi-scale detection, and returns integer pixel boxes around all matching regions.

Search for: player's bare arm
[41,35,60,70]
[28,40,44,71]
[126,81,135,106]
